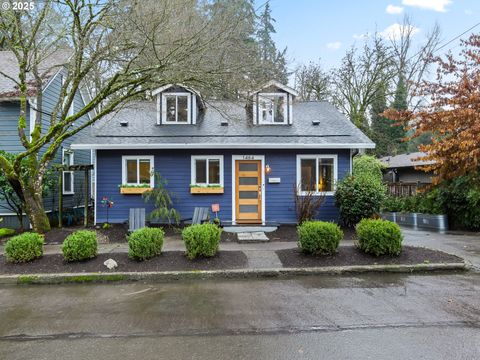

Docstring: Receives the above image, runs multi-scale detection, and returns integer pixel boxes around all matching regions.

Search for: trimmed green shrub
[182,223,222,259]
[62,230,98,262]
[353,155,385,182]
[297,221,343,255]
[0,228,16,238]
[335,175,386,227]
[127,227,164,261]
[4,232,43,263]
[381,191,444,215]
[437,175,480,231]
[356,219,403,256]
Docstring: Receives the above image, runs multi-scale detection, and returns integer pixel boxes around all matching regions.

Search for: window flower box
[190,186,224,194]
[119,186,152,195]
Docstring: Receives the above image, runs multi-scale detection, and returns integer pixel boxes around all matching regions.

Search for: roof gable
[0,49,72,99]
[252,80,299,97]
[151,83,205,109]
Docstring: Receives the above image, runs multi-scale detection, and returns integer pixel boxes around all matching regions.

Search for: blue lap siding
[95,149,351,224]
[0,72,91,228]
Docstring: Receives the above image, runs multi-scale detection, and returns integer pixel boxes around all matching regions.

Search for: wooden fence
[386,182,430,197]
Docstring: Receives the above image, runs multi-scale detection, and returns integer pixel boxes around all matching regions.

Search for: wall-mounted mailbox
[268,177,281,184]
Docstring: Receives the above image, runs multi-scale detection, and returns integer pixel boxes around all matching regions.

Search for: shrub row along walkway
[0,231,472,278]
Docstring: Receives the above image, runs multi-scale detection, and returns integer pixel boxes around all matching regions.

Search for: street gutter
[0,261,470,285]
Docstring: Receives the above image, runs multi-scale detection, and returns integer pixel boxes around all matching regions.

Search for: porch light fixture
[265,164,272,175]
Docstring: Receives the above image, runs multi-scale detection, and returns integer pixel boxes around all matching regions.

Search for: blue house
[0,51,93,228]
[72,80,374,225]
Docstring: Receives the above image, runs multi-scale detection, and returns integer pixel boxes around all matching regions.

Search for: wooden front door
[235,160,262,223]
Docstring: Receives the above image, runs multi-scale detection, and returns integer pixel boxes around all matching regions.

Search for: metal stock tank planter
[381,212,448,233]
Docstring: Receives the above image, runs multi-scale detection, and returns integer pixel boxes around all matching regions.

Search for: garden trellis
[54,164,94,228]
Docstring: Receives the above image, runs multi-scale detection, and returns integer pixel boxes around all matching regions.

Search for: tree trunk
[23,185,50,233]
[15,211,24,232]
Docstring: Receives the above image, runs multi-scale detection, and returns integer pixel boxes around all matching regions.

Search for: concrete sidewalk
[0,238,299,254]
[401,227,480,270]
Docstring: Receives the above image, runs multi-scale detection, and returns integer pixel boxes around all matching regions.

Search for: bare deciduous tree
[331,35,395,130]
[0,0,261,232]
[388,16,441,110]
[294,60,331,101]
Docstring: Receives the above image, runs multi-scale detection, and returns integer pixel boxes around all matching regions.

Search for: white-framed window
[258,93,288,124]
[162,92,191,124]
[62,149,74,195]
[191,155,224,186]
[121,156,155,187]
[296,154,338,196]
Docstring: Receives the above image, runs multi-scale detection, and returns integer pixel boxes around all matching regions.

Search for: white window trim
[296,154,338,196]
[161,92,191,124]
[191,155,224,187]
[121,155,155,187]
[258,92,288,125]
[62,149,75,195]
[28,97,37,141]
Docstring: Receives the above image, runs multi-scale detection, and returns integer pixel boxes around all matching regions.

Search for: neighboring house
[72,81,374,225]
[0,50,92,228]
[379,152,434,184]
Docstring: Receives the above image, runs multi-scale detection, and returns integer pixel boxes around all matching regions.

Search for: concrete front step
[236,232,269,242]
[223,226,277,233]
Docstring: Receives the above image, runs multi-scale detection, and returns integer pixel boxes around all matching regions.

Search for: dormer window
[152,84,203,125]
[258,93,287,124]
[163,93,191,123]
[252,80,298,126]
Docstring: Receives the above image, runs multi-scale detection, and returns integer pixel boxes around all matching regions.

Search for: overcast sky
[263,0,480,73]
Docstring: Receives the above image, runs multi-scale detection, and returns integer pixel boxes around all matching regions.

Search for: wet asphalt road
[0,273,479,359]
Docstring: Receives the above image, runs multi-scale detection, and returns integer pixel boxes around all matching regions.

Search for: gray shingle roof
[379,152,435,168]
[71,99,374,149]
[0,50,71,98]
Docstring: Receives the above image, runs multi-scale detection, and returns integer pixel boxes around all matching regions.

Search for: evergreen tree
[204,0,259,98]
[369,84,393,156]
[256,1,288,83]
[389,74,409,153]
[257,2,276,63]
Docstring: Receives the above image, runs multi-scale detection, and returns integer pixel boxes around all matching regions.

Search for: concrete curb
[0,261,470,285]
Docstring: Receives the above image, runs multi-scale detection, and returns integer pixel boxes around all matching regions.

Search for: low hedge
[0,228,16,238]
[297,221,343,255]
[62,230,98,262]
[4,232,43,263]
[356,218,403,256]
[127,227,164,261]
[182,223,222,259]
